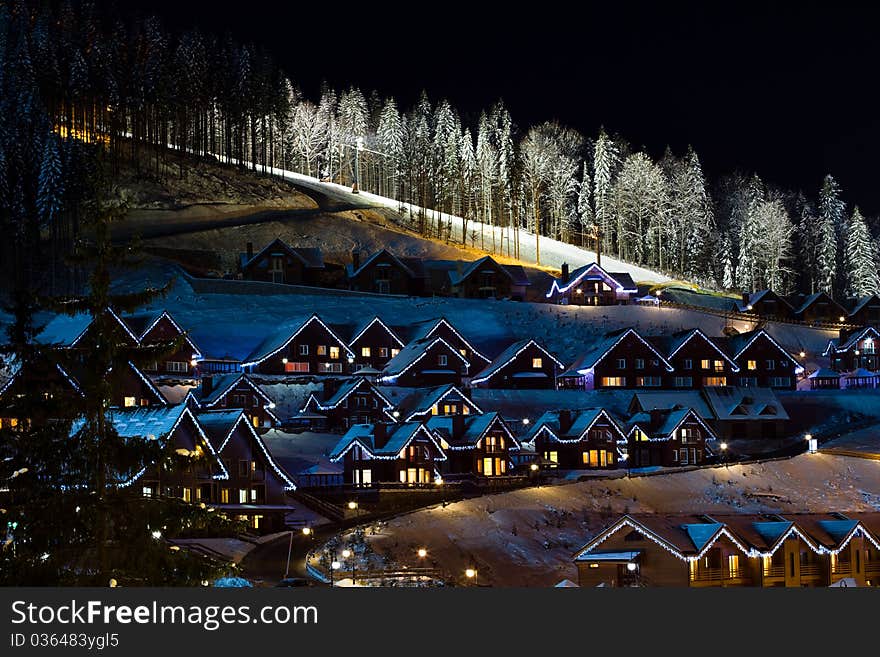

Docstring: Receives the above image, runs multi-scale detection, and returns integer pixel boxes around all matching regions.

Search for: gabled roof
[200,374,277,420]
[700,386,789,421]
[712,329,802,368]
[122,360,169,407]
[389,384,482,421]
[197,409,296,490]
[647,328,740,371]
[830,326,880,353]
[525,408,626,445]
[346,249,426,279]
[629,390,713,420]
[808,367,841,379]
[123,310,202,358]
[545,262,638,299]
[301,377,393,412]
[346,316,405,348]
[71,404,229,485]
[735,289,794,313]
[788,291,847,316]
[241,314,354,366]
[404,317,491,365]
[847,293,880,317]
[471,339,563,385]
[427,411,520,450]
[241,238,324,270]
[378,336,470,382]
[329,422,447,461]
[843,368,878,379]
[626,407,717,441]
[447,256,531,288]
[565,328,674,376]
[38,308,140,348]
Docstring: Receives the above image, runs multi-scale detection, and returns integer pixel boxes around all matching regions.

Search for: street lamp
[417,548,428,559]
[522,418,530,426]
[348,500,360,519]
[806,433,817,454]
[465,567,477,586]
[302,526,312,536]
[330,559,341,587]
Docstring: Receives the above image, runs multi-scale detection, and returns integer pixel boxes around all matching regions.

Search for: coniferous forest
[3,0,879,300]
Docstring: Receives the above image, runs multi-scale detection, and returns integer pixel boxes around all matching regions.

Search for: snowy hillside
[248,163,672,284]
[350,453,880,587]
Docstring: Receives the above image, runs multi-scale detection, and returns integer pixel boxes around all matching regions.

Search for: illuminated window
[329,346,340,359]
[182,488,192,502]
[299,344,309,356]
[729,555,740,577]
[285,361,309,372]
[379,347,388,357]
[747,360,757,370]
[238,489,248,504]
[701,359,710,370]
[142,485,154,497]
[635,376,661,387]
[714,360,724,372]
[703,376,727,386]
[221,488,230,504]
[361,346,371,357]
[634,429,649,442]
[357,469,372,485]
[431,404,439,415]
[391,349,400,357]
[460,349,468,357]
[463,405,470,415]
[317,345,327,356]
[601,376,626,387]
[542,451,558,467]
[124,396,136,407]
[532,357,543,369]
[252,415,260,428]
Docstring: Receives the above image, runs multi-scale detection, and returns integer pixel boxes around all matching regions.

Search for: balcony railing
[799,563,821,576]
[690,568,745,582]
[763,565,784,578]
[865,562,880,574]
[832,563,852,575]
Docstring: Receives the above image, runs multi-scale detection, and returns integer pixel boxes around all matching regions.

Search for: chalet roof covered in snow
[242,314,353,366]
[471,339,562,384]
[713,329,801,367]
[240,239,325,270]
[525,408,625,444]
[629,390,713,419]
[427,411,519,449]
[787,291,846,317]
[563,328,673,376]
[402,317,493,363]
[446,256,531,288]
[545,262,637,299]
[345,249,427,279]
[379,336,469,380]
[303,377,392,411]
[71,404,191,440]
[329,422,446,461]
[825,326,880,354]
[734,289,795,313]
[846,293,880,317]
[808,367,841,379]
[38,308,139,347]
[701,386,790,421]
[345,316,405,347]
[380,384,481,421]
[626,408,696,439]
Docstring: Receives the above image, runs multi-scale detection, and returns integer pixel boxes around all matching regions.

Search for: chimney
[451,413,466,439]
[323,378,340,400]
[246,242,254,260]
[372,422,389,449]
[649,408,665,428]
[558,409,573,434]
[352,249,361,271]
[561,263,570,284]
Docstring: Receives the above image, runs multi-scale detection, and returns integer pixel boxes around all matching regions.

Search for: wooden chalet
[807,368,841,390]
[426,412,520,477]
[0,357,84,428]
[445,256,531,301]
[625,407,715,467]
[525,408,626,469]
[545,262,638,306]
[299,377,395,431]
[846,294,880,326]
[240,314,354,375]
[470,339,563,389]
[346,249,427,296]
[197,373,279,429]
[378,336,470,387]
[713,329,801,390]
[646,328,740,389]
[346,316,405,372]
[87,404,229,503]
[840,368,880,389]
[381,384,482,422]
[560,328,673,390]
[404,317,492,372]
[123,310,202,378]
[788,291,849,324]
[573,513,880,588]
[735,290,795,320]
[329,421,447,486]
[239,239,325,286]
[823,326,880,372]
[198,409,296,532]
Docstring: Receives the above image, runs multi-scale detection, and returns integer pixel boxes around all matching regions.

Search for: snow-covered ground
[353,453,880,587]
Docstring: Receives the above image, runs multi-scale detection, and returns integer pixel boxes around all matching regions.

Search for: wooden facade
[347,317,405,372]
[471,339,562,390]
[718,330,799,390]
[626,408,712,468]
[243,315,354,376]
[448,256,530,301]
[648,329,739,389]
[427,412,519,477]
[562,329,673,390]
[347,249,426,296]
[847,294,880,326]
[126,311,202,378]
[239,239,325,286]
[529,408,625,470]
[545,263,638,306]
[789,291,848,324]
[378,337,470,387]
[824,327,880,372]
[300,378,394,431]
[198,374,278,429]
[737,290,795,320]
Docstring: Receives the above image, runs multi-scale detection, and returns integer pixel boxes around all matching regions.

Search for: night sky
[122,1,880,213]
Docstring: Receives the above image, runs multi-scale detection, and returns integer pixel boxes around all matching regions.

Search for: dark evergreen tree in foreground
[1,185,241,586]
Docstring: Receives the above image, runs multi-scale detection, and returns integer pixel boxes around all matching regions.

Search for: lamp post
[348,500,359,519]
[806,433,817,454]
[330,551,341,587]
[719,442,728,466]
[465,567,478,586]
[341,548,356,586]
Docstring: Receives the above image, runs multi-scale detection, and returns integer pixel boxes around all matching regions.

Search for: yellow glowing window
[221,488,230,504]
[329,346,340,359]
[391,349,400,357]
[601,377,626,387]
[463,406,470,415]
[182,488,192,502]
[238,489,248,504]
[701,359,710,370]
[431,405,439,415]
[124,396,136,407]
[532,358,543,369]
[714,360,724,372]
[317,345,327,356]
[747,360,757,371]
[361,347,371,357]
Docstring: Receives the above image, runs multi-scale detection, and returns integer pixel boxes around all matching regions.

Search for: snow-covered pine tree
[843,206,880,298]
[818,174,845,296]
[377,97,404,199]
[593,128,618,256]
[612,152,667,267]
[577,161,593,248]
